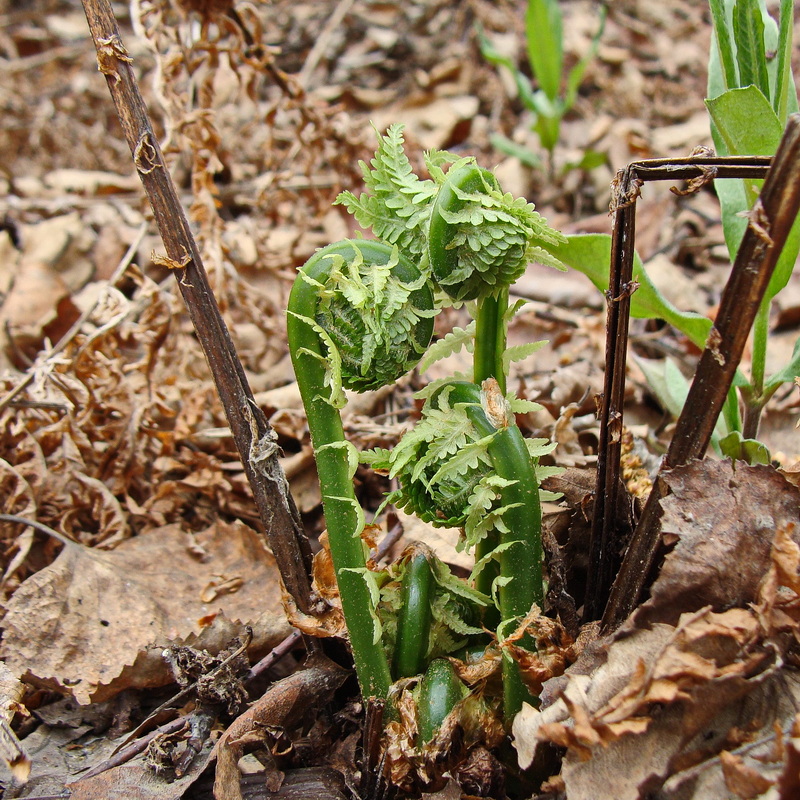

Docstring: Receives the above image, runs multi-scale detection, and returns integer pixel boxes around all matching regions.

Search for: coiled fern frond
[428,162,568,302]
[290,239,436,397]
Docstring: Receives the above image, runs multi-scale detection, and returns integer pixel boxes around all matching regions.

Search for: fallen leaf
[638,460,800,627]
[0,521,291,703]
[719,750,774,799]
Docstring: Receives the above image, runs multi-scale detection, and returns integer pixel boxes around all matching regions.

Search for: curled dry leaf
[282,532,347,639]
[0,521,290,704]
[514,461,800,800]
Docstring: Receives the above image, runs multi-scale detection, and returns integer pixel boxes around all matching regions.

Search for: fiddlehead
[383,543,488,680]
[365,379,557,718]
[287,239,436,703]
[292,239,437,395]
[427,161,566,303]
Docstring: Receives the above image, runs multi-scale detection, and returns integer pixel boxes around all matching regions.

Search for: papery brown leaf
[67,741,215,800]
[0,521,290,703]
[282,532,346,639]
[640,460,800,627]
[516,596,800,800]
[719,750,774,799]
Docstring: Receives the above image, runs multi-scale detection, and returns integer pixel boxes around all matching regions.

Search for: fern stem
[287,239,435,704]
[287,286,393,703]
[449,382,543,721]
[473,287,508,393]
[393,547,435,679]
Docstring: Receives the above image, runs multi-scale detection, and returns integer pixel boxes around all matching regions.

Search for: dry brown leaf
[0,521,290,703]
[515,473,800,800]
[639,460,800,627]
[719,750,774,799]
[67,741,215,800]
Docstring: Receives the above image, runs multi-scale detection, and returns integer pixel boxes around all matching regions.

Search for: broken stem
[602,113,800,632]
[79,0,316,614]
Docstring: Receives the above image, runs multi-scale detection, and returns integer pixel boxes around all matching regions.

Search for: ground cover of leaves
[1,1,800,798]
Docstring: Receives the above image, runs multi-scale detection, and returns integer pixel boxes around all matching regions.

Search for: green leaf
[477,29,538,111]
[488,133,541,168]
[706,86,782,156]
[765,337,800,392]
[719,430,771,464]
[564,4,606,109]
[419,322,475,373]
[542,234,711,348]
[706,87,800,300]
[733,0,770,99]
[525,0,563,102]
[637,356,728,446]
[502,340,548,372]
[709,0,738,93]
[636,356,692,420]
[775,0,795,122]
[335,124,436,256]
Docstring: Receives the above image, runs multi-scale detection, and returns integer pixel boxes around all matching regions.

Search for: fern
[418,321,476,373]
[335,124,437,257]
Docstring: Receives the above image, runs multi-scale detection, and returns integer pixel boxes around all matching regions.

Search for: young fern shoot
[287,239,435,701]
[287,123,566,733]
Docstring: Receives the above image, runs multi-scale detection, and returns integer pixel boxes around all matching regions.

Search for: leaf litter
[2,0,800,797]
[513,460,800,799]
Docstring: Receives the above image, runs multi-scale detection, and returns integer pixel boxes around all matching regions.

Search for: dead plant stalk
[79,0,316,615]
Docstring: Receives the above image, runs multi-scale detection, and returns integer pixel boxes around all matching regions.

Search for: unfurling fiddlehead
[288,123,565,734]
[287,238,435,702]
[366,379,557,718]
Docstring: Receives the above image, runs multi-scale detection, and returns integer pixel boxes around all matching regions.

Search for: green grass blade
[709,0,739,93]
[775,0,795,122]
[564,5,607,108]
[732,0,770,99]
[525,0,563,102]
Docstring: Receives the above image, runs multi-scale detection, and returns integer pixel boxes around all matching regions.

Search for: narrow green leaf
[708,0,739,93]
[564,5,606,108]
[775,0,795,122]
[765,338,800,391]
[478,29,538,111]
[733,0,770,99]
[525,0,563,102]
[488,133,541,168]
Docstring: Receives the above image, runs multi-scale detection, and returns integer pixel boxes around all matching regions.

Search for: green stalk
[473,287,509,393]
[287,290,392,703]
[287,239,434,703]
[417,658,468,743]
[393,548,435,679]
[750,295,770,399]
[450,382,543,721]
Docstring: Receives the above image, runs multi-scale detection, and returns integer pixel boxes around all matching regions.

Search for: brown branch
[585,153,774,622]
[583,166,639,621]
[601,114,800,632]
[79,0,316,614]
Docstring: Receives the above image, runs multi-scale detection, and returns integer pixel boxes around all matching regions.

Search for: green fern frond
[335,124,436,257]
[314,243,436,392]
[502,340,548,372]
[418,321,476,373]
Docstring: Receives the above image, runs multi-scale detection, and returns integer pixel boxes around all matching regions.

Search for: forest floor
[2,1,800,798]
